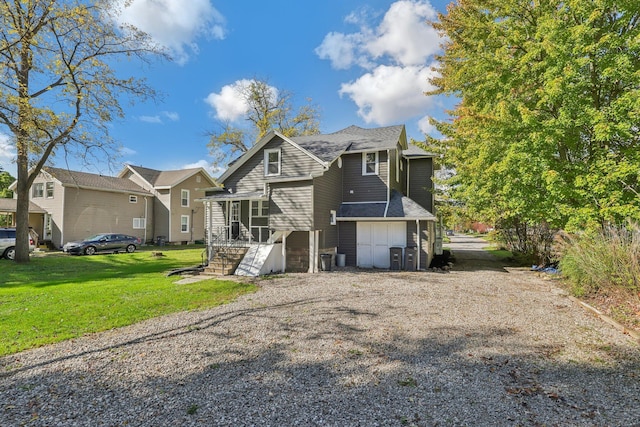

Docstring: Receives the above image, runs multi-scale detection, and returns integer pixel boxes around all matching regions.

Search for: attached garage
[356,222,406,268]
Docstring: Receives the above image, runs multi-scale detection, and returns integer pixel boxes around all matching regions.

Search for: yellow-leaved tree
[0,0,166,262]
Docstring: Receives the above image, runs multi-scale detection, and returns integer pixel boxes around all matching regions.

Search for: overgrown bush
[494,220,557,264]
[556,223,640,297]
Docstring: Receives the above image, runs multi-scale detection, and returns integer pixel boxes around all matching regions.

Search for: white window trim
[32,183,44,198]
[180,215,189,233]
[45,182,54,198]
[264,148,281,176]
[133,217,146,229]
[251,200,268,218]
[362,152,379,176]
[129,195,138,203]
[330,210,337,226]
[181,189,190,207]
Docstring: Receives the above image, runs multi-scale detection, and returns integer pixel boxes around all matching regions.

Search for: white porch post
[416,219,421,270]
[248,199,253,244]
[282,232,287,273]
[308,230,315,273]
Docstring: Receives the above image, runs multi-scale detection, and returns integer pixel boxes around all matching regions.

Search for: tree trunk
[14,147,31,263]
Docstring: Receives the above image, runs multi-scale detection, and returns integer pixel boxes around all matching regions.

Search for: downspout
[383,149,390,217]
[416,219,420,270]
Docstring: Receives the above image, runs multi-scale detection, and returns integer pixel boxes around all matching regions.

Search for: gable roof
[44,167,151,195]
[121,165,216,189]
[219,125,408,183]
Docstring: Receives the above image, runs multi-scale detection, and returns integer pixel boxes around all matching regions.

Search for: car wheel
[84,246,97,255]
[4,247,15,260]
[126,244,136,253]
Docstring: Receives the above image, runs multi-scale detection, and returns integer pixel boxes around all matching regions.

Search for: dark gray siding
[406,220,430,268]
[407,158,434,212]
[389,148,404,194]
[337,221,356,267]
[269,181,313,231]
[313,161,342,248]
[224,136,325,193]
[342,151,388,202]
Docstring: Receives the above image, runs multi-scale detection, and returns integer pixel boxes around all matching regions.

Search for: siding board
[342,152,388,202]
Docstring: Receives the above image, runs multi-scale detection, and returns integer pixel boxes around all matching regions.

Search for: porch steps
[203,247,249,275]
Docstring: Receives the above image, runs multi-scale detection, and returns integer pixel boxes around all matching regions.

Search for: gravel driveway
[1,235,639,426]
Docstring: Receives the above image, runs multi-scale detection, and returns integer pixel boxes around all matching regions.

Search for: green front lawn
[0,247,257,356]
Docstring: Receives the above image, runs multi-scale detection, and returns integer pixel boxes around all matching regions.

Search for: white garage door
[357,222,406,268]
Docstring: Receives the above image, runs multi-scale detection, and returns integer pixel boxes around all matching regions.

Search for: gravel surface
[1,235,639,426]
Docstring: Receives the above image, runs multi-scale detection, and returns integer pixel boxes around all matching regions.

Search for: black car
[63,233,141,255]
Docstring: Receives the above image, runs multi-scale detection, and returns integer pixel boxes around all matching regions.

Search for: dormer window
[362,152,379,176]
[264,149,281,176]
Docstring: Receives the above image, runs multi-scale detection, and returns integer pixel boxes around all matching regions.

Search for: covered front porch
[199,191,290,275]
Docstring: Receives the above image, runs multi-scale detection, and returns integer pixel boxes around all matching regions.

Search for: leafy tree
[0,170,14,198]
[429,0,640,253]
[208,79,320,168]
[0,0,165,262]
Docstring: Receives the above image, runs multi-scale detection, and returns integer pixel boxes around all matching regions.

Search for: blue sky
[0,0,454,178]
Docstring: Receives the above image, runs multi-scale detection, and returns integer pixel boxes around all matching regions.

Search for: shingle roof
[403,144,436,157]
[126,165,207,188]
[44,167,151,195]
[289,125,406,163]
[337,190,435,220]
[0,198,47,213]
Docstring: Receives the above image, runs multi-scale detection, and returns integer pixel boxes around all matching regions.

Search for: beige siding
[269,181,313,231]
[224,136,325,193]
[27,174,64,246]
[154,189,170,240]
[168,172,209,243]
[341,151,388,202]
[62,187,150,245]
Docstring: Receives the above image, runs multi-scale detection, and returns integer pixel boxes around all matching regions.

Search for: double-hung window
[32,183,44,198]
[251,200,269,217]
[181,189,189,207]
[362,152,379,175]
[45,182,54,198]
[181,215,189,233]
[264,149,281,176]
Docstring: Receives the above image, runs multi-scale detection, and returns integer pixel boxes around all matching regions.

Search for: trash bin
[156,236,166,246]
[404,246,417,271]
[389,247,403,271]
[336,253,346,267]
[320,253,332,271]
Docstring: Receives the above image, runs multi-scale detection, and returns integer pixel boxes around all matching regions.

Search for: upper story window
[362,152,379,176]
[264,149,281,176]
[181,189,189,207]
[45,182,54,198]
[32,183,44,198]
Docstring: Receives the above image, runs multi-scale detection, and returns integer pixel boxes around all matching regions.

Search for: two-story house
[200,124,437,274]
[10,165,215,248]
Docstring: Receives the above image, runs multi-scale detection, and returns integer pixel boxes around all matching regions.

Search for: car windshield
[84,234,107,241]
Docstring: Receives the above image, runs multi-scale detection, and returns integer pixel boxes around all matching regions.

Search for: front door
[357,222,406,268]
[230,201,240,240]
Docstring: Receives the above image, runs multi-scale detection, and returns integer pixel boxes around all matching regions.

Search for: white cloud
[204,79,278,123]
[139,115,163,124]
[115,0,227,65]
[365,0,440,66]
[182,159,223,178]
[316,0,444,126]
[417,115,436,135]
[138,111,180,124]
[339,65,438,125]
[0,133,16,175]
[119,146,137,156]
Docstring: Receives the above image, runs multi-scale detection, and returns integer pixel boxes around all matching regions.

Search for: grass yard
[0,247,257,356]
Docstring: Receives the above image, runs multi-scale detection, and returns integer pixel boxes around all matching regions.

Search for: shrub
[557,223,640,296]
